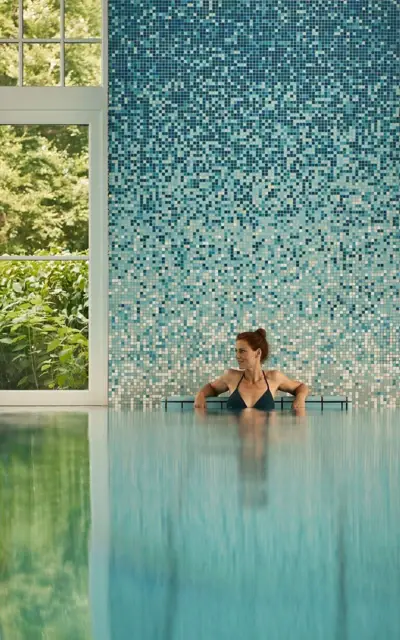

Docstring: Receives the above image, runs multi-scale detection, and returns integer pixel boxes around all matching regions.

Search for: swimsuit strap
[237,372,269,391]
[235,372,245,390]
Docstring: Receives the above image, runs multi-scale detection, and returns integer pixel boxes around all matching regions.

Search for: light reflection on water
[1,409,399,639]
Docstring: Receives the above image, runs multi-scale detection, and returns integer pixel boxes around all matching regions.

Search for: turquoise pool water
[1,409,399,639]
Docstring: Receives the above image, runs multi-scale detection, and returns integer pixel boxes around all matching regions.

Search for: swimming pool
[1,408,399,639]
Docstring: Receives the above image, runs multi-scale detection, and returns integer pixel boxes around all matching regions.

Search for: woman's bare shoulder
[223,368,243,381]
[265,369,280,379]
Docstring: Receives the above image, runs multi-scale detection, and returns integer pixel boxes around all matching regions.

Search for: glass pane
[65,0,101,38]
[0,125,89,255]
[23,43,60,85]
[0,259,89,390]
[23,0,60,38]
[65,43,101,86]
[0,0,19,38]
[0,44,18,86]
[0,417,91,637]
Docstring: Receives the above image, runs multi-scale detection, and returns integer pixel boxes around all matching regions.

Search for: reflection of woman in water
[232,409,271,507]
[194,405,308,508]
[194,328,309,411]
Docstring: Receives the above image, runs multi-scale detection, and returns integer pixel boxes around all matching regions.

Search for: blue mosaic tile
[108,0,400,408]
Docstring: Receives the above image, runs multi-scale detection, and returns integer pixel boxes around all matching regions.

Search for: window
[0,0,102,86]
[0,0,107,406]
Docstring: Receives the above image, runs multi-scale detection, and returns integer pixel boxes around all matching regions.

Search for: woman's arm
[194,373,230,408]
[271,370,310,409]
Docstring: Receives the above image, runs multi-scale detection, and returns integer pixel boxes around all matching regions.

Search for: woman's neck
[243,365,263,384]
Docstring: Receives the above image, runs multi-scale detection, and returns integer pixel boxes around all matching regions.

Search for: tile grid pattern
[108,0,399,408]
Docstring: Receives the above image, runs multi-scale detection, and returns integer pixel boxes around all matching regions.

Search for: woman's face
[235,340,260,368]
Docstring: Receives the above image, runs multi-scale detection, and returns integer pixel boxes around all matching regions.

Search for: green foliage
[23,0,60,39]
[0,253,88,390]
[0,0,101,86]
[24,42,61,86]
[0,125,89,254]
[0,43,18,85]
[65,42,101,86]
[0,1,18,40]
[65,0,101,38]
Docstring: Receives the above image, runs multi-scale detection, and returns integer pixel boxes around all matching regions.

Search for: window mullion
[18,0,23,86]
[60,0,65,86]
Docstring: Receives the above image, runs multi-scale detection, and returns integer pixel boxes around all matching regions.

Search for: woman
[194,328,309,411]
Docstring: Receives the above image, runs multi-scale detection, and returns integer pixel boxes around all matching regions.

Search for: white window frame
[0,4,108,406]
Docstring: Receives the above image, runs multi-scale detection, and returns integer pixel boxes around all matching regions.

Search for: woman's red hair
[236,328,269,363]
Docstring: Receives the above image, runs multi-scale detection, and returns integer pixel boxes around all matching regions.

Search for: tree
[0,125,89,254]
[0,0,102,252]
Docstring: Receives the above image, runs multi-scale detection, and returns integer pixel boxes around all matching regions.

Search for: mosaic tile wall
[108,0,399,408]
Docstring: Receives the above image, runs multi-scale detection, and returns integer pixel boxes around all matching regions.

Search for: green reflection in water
[0,413,91,640]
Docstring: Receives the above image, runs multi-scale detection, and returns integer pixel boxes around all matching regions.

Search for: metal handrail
[164,396,350,411]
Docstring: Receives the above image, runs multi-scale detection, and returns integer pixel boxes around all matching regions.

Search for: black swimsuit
[226,371,275,411]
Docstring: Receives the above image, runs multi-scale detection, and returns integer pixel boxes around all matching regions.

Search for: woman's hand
[194,392,207,409]
[194,376,229,410]
[292,398,306,410]
[292,405,306,417]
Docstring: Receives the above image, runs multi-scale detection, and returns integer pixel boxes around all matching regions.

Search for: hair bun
[255,328,266,339]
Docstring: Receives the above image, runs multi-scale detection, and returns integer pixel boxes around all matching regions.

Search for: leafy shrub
[0,251,88,390]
